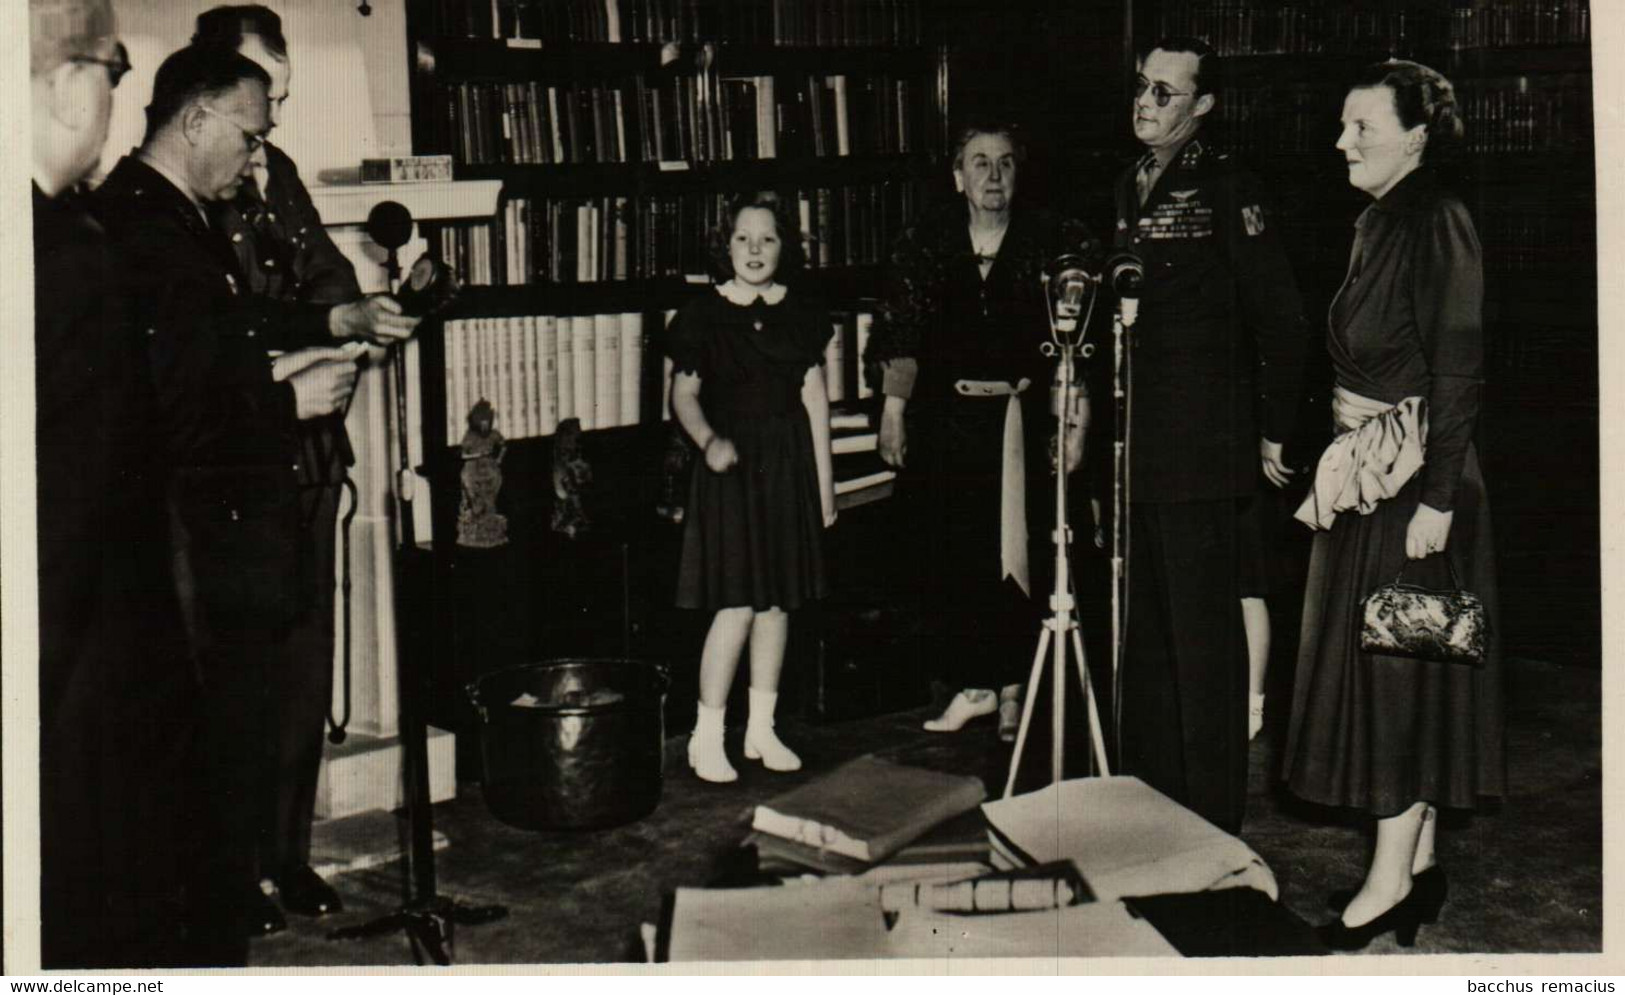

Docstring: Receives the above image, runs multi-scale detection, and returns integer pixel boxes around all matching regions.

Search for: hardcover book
[750,754,986,867]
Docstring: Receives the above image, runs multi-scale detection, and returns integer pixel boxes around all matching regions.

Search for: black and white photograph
[2,0,1612,974]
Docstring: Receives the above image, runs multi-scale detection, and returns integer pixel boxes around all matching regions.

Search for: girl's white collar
[715,279,787,306]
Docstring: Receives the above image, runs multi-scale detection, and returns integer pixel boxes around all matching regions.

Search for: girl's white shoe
[689,701,738,783]
[744,688,801,771]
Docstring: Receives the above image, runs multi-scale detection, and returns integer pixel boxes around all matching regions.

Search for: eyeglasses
[1134,75,1193,108]
[195,103,268,154]
[72,41,131,89]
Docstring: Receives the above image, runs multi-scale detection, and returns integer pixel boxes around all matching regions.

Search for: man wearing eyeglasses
[94,42,417,966]
[31,0,199,969]
[188,5,387,937]
[1112,37,1308,835]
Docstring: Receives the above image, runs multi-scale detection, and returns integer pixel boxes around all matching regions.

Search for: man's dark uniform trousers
[33,184,196,969]
[209,141,362,888]
[96,156,337,965]
[1112,138,1307,833]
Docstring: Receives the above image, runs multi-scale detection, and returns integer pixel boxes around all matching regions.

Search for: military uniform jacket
[1114,138,1308,503]
[33,183,191,728]
[97,156,335,630]
[210,142,363,487]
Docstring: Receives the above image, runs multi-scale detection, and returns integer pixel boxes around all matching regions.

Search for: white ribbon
[956,378,1032,595]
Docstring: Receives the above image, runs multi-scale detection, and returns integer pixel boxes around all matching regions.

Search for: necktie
[252,159,271,202]
[1135,153,1159,207]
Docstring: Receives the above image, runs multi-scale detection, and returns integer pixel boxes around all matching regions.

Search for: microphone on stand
[1107,250,1145,327]
[1045,253,1097,336]
[364,200,461,316]
[365,201,414,292]
[1042,253,1102,420]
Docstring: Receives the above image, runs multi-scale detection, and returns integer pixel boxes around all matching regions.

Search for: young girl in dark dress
[1284,61,1504,949]
[667,192,838,783]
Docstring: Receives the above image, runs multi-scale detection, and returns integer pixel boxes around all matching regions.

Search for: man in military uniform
[95,43,415,964]
[31,0,196,968]
[1113,37,1308,833]
[191,4,403,932]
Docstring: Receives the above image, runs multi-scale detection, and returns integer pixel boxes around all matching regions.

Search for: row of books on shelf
[1478,209,1596,274]
[438,304,882,443]
[1211,85,1342,154]
[429,72,931,167]
[442,311,650,442]
[1154,0,1587,57]
[437,179,920,286]
[1444,1,1589,49]
[1457,79,1590,152]
[1211,75,1588,155]
[424,0,926,47]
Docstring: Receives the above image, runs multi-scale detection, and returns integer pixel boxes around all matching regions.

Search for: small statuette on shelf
[457,399,510,549]
[655,422,694,524]
[551,418,593,539]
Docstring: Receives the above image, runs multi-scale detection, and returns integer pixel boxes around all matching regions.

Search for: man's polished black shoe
[249,886,288,937]
[1326,865,1448,924]
[276,865,344,917]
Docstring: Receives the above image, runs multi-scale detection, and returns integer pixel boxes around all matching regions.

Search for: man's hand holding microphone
[279,293,425,420]
[328,292,423,345]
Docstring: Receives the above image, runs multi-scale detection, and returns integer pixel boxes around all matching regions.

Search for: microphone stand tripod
[1002,283,1112,798]
[327,207,506,963]
[1108,282,1139,762]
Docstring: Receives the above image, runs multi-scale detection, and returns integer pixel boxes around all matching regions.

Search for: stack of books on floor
[654,766,1326,960]
[656,756,1184,960]
[746,754,986,874]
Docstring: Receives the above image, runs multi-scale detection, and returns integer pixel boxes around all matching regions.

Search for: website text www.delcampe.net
[11,982,164,993]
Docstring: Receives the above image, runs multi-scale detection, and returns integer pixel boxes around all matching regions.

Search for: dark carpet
[250,655,1599,966]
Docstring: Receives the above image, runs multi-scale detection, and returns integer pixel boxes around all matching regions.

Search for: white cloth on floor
[981,776,1279,902]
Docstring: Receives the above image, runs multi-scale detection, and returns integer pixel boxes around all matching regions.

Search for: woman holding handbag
[1282,60,1504,950]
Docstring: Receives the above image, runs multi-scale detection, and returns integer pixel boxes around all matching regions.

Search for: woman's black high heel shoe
[1316,885,1429,951]
[1326,865,1448,924]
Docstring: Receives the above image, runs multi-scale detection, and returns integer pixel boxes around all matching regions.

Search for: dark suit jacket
[33,182,195,968]
[1113,138,1309,503]
[34,182,188,717]
[96,156,335,633]
[211,142,363,486]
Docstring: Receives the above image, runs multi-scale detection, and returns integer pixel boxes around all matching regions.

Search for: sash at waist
[954,378,1032,596]
[1294,386,1428,531]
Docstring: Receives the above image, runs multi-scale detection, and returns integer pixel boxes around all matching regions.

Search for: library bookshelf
[398,0,949,731]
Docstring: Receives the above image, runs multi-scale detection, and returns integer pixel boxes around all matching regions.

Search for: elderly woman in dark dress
[867,121,1098,738]
[1283,61,1504,950]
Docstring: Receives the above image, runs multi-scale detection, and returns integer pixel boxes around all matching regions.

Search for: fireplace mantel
[308,179,501,227]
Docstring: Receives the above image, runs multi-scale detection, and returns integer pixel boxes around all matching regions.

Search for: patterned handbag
[1360,557,1487,666]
